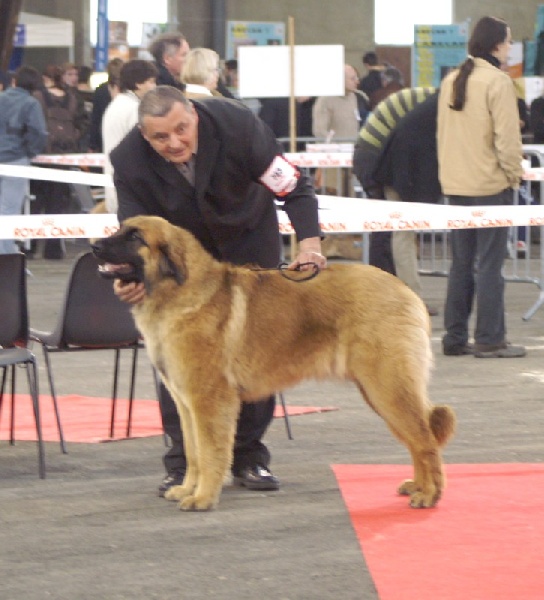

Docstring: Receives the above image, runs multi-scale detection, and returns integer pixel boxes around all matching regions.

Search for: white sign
[238,45,344,98]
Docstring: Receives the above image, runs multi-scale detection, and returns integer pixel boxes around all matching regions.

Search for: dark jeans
[443,189,512,349]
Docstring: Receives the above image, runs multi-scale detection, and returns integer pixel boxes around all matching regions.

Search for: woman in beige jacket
[437,16,525,359]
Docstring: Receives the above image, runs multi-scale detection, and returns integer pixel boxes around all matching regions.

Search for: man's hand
[113,279,146,304]
[288,236,327,271]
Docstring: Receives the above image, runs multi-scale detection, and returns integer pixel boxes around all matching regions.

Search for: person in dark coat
[110,85,326,497]
[88,58,124,152]
[358,51,383,98]
[147,32,189,90]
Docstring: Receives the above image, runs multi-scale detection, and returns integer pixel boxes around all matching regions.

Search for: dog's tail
[429,405,456,446]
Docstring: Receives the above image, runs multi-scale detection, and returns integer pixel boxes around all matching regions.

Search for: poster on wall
[108,20,129,62]
[412,23,469,88]
[226,21,285,61]
[141,23,168,49]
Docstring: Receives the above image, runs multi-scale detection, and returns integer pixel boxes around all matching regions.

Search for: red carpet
[332,463,544,600]
[0,394,337,443]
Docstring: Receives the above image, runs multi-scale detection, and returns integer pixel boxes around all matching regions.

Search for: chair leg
[109,348,121,438]
[27,359,46,479]
[9,364,16,445]
[42,348,67,454]
[0,366,6,426]
[125,345,138,438]
[278,392,293,440]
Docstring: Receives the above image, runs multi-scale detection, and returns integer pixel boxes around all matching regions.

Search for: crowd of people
[0,15,533,496]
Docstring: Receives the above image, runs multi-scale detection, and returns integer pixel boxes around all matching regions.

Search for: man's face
[140,101,198,164]
[163,40,190,78]
[344,65,359,93]
[134,77,157,99]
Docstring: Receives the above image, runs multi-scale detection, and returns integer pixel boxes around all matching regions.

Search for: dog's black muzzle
[92,229,145,284]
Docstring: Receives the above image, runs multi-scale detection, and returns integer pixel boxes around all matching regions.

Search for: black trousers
[159,208,283,475]
[365,185,396,276]
[159,384,275,473]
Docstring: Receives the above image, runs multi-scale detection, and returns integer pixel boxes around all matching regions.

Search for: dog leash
[251,262,321,282]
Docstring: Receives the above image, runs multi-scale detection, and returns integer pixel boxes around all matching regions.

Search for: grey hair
[138,85,192,126]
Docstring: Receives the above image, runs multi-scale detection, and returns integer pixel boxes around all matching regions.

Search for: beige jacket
[437,58,522,196]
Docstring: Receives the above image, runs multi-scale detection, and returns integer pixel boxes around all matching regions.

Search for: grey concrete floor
[2,240,544,599]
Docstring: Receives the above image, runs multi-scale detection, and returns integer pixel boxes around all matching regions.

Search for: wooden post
[287,16,297,260]
[0,0,23,72]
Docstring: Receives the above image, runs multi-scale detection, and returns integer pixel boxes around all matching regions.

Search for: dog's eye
[126,229,146,245]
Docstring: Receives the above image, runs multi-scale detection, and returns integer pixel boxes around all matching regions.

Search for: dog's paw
[397,479,418,496]
[179,494,218,511]
[408,490,439,508]
[164,484,193,502]
[398,479,440,508]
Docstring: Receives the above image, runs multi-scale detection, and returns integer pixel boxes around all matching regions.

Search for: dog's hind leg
[176,387,241,511]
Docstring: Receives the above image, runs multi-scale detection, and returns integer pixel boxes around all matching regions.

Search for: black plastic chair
[0,253,48,478]
[30,251,143,440]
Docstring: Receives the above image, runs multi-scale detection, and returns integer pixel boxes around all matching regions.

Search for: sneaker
[443,343,475,356]
[474,342,526,358]
[158,471,185,497]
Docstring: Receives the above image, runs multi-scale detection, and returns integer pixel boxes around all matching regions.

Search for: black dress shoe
[158,471,185,497]
[443,343,475,356]
[232,465,280,491]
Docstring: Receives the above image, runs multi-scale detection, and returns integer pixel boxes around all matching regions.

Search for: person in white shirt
[102,59,158,212]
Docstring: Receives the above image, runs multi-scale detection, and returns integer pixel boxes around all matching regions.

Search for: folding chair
[30,251,143,440]
[0,253,49,477]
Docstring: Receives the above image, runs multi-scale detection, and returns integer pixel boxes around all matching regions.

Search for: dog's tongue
[98,263,132,275]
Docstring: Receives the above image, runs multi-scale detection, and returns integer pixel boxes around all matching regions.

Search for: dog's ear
[158,244,185,285]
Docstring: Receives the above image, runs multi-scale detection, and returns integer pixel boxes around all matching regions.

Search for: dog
[93,215,456,511]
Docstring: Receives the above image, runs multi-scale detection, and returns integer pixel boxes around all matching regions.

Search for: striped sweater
[353,87,435,192]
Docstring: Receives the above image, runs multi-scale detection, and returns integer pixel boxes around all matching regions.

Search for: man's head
[15,66,42,93]
[138,85,198,164]
[120,59,158,97]
[381,66,404,87]
[362,51,379,68]
[148,32,190,78]
[344,64,360,93]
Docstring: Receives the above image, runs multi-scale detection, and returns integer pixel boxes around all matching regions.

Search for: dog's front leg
[164,400,199,502]
[178,388,240,511]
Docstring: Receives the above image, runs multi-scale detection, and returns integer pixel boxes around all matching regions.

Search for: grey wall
[18,0,544,72]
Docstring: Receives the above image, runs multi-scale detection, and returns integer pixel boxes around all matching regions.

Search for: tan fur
[105,216,456,511]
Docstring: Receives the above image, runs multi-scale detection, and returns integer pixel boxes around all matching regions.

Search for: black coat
[110,98,321,266]
[373,92,442,203]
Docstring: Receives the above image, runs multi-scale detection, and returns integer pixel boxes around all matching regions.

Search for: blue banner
[412,23,469,88]
[12,24,26,48]
[96,0,109,71]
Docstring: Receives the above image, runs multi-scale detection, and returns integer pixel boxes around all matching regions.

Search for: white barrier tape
[15,153,544,179]
[0,163,112,187]
[285,152,353,168]
[3,199,544,239]
[33,153,106,168]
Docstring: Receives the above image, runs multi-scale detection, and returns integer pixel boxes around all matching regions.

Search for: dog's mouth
[97,262,141,282]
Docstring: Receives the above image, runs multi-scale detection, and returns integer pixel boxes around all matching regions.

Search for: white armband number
[259,155,300,197]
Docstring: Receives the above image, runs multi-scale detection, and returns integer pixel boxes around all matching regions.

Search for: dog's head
[92,216,188,289]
